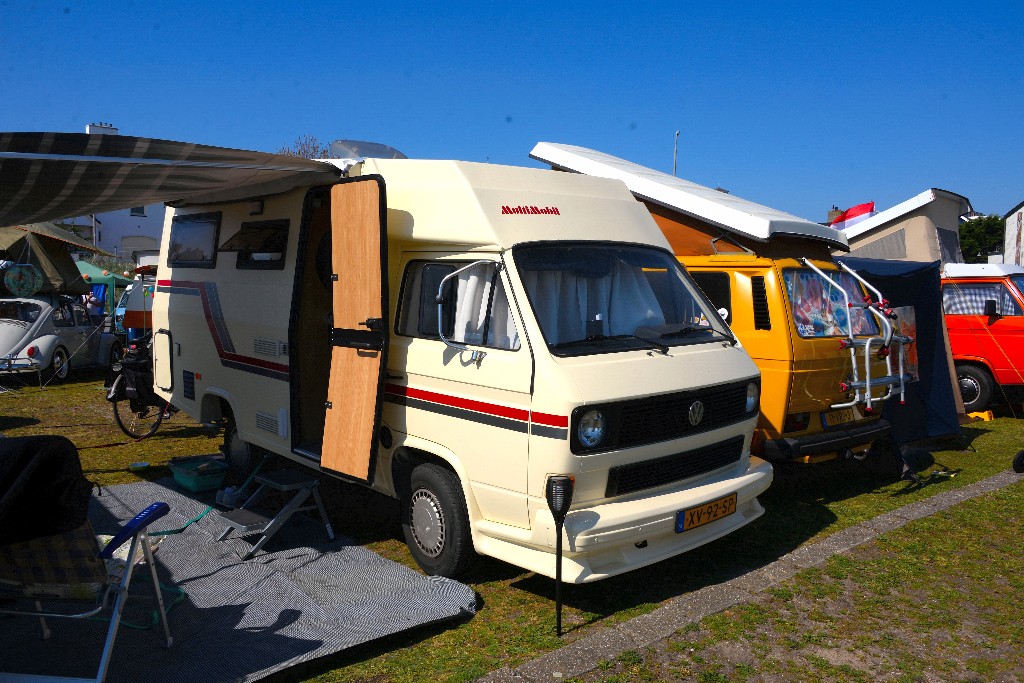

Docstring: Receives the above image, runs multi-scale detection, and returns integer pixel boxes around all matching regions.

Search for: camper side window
[168,212,221,269]
[220,219,289,270]
[397,260,521,351]
[943,283,1022,316]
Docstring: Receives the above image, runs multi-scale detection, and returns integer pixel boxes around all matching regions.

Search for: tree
[277,134,329,159]
[959,215,1004,263]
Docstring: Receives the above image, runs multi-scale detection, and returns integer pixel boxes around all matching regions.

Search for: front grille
[617,382,749,448]
[605,436,745,497]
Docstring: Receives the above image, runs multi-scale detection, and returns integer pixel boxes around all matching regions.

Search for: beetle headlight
[746,382,760,413]
[577,409,607,448]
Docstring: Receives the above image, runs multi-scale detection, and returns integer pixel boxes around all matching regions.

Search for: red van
[941,263,1024,411]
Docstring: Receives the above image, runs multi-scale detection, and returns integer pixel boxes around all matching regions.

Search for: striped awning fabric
[0,132,342,225]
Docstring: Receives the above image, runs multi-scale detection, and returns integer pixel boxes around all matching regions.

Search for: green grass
[2,373,1022,682]
[569,476,1024,682]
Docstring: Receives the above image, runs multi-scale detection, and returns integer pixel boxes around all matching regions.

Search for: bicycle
[105,334,176,439]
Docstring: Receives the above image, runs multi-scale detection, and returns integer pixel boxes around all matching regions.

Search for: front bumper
[473,456,774,583]
[763,418,891,462]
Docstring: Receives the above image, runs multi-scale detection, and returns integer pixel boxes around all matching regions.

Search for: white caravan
[149,157,773,582]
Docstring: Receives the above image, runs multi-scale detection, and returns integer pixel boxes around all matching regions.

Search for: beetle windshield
[512,242,732,356]
[782,268,880,338]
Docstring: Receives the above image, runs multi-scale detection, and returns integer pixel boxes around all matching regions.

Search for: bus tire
[402,463,472,578]
[956,364,993,412]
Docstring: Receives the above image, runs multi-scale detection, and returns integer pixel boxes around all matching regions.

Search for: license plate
[822,407,857,428]
[675,492,738,533]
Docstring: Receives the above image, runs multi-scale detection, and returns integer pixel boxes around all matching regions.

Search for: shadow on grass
[0,414,40,430]
[504,432,981,627]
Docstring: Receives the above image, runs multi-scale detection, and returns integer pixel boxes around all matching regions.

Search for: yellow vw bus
[532,143,912,464]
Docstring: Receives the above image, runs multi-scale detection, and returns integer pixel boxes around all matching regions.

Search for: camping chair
[0,501,174,683]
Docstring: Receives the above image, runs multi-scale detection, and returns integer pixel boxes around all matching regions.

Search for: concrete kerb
[475,469,1022,683]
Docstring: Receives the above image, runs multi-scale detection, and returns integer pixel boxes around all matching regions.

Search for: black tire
[1013,450,1024,474]
[46,346,70,382]
[223,417,263,482]
[111,374,163,439]
[956,364,994,412]
[402,463,473,578]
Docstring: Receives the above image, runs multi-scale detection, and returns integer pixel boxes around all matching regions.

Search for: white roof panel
[842,188,973,240]
[530,142,848,250]
[942,262,1024,277]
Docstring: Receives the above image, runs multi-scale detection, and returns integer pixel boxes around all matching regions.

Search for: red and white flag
[829,201,876,231]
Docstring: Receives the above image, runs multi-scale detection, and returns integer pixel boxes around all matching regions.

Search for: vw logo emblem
[688,400,705,426]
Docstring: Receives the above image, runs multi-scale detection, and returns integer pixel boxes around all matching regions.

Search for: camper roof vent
[329,140,407,160]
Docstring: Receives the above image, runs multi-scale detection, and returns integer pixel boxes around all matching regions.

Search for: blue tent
[840,257,960,446]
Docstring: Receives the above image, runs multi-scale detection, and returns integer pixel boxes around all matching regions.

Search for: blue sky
[2,1,1021,222]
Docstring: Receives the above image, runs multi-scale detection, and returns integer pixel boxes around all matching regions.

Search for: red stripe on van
[531,411,569,428]
[384,383,567,428]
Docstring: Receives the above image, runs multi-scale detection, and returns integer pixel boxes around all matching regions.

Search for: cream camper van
[0,133,772,583]
[147,155,773,582]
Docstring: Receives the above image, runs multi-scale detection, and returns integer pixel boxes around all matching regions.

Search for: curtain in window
[451,264,519,350]
[943,284,1000,315]
[521,262,665,345]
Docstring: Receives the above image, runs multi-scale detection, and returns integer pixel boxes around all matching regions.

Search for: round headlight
[745,382,760,413]
[577,409,606,448]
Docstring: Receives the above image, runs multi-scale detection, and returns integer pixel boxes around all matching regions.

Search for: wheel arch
[199,389,233,426]
[388,437,480,522]
[952,355,996,377]
[27,334,59,368]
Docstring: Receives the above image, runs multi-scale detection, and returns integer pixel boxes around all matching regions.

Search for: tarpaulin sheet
[0,480,476,682]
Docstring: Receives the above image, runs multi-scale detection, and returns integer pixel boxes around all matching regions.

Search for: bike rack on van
[799,258,914,412]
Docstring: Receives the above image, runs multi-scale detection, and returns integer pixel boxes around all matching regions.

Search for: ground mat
[0,479,477,682]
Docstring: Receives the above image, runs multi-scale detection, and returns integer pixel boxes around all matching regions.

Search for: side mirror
[984,299,999,317]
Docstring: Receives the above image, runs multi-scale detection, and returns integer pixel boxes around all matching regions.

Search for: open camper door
[322,178,389,482]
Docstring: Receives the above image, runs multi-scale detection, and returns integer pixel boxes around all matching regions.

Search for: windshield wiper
[658,323,710,339]
[644,322,737,346]
[550,334,670,355]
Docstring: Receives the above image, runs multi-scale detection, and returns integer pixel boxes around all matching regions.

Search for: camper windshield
[0,301,41,323]
[783,269,880,338]
[513,242,732,357]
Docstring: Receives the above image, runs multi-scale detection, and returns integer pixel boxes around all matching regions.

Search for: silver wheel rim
[959,376,979,404]
[53,351,68,379]
[410,488,445,558]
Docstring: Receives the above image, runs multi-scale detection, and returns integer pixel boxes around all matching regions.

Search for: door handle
[360,318,384,332]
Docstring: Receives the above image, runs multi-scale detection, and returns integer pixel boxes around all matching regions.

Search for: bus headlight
[577,409,607,448]
[746,382,760,413]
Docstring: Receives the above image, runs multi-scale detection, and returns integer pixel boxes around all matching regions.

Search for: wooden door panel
[321,179,388,481]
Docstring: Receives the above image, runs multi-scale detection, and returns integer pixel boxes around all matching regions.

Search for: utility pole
[673,130,680,177]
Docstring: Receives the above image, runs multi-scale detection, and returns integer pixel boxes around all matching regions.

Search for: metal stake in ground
[545,475,574,637]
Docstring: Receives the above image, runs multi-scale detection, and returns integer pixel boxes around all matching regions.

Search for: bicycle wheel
[111,374,164,439]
